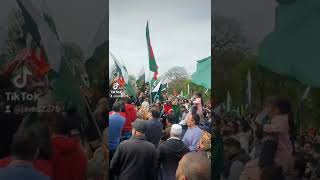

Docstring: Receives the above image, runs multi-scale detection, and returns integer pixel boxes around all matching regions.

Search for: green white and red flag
[146,21,158,80]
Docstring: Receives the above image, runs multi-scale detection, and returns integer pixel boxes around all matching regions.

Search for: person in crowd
[212,117,224,180]
[197,130,212,159]
[192,92,204,117]
[222,137,251,180]
[0,127,50,180]
[180,105,188,121]
[157,124,190,180]
[182,112,202,151]
[47,112,87,180]
[263,96,295,174]
[240,139,278,180]
[121,97,137,141]
[141,98,150,110]
[109,101,126,160]
[175,152,211,180]
[86,127,109,180]
[236,120,253,153]
[161,114,175,141]
[145,107,164,148]
[164,100,173,116]
[110,120,157,180]
[260,165,285,180]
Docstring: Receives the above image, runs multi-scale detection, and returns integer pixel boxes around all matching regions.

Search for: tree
[213,15,248,53]
[165,66,188,81]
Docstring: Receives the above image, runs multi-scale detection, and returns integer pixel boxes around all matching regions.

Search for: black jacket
[157,138,190,180]
[110,135,157,180]
[145,118,163,148]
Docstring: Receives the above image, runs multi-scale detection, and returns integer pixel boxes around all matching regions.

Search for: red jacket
[0,156,52,178]
[164,104,172,115]
[123,104,137,132]
[51,136,87,180]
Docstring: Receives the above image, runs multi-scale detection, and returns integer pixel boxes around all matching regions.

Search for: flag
[16,0,62,72]
[125,83,137,99]
[192,56,211,89]
[152,79,164,93]
[146,21,158,80]
[247,70,252,107]
[85,16,108,97]
[50,58,87,118]
[227,91,232,112]
[302,86,311,101]
[109,51,129,84]
[259,0,320,87]
[136,66,145,86]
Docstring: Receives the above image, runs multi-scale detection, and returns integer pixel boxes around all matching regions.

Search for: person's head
[170,124,183,139]
[239,120,250,133]
[11,127,41,161]
[197,131,211,151]
[260,165,285,180]
[96,97,108,112]
[265,96,291,117]
[112,101,123,113]
[166,114,175,126]
[176,152,211,180]
[126,97,135,105]
[131,119,146,137]
[186,112,200,127]
[258,139,278,168]
[195,92,202,99]
[181,105,187,113]
[151,107,161,119]
[303,142,312,155]
[223,138,241,159]
[229,121,239,135]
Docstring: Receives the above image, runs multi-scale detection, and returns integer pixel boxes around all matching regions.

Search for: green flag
[125,83,137,99]
[50,58,87,118]
[85,17,108,97]
[146,21,158,80]
[259,0,320,87]
[191,56,211,89]
[16,0,62,72]
[136,66,145,87]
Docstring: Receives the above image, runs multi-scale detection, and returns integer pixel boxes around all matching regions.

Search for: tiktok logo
[11,66,32,89]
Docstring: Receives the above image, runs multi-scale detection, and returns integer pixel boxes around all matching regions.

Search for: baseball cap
[132,119,146,133]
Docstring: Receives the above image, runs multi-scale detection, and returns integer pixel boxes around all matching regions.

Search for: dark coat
[145,118,164,148]
[157,138,190,180]
[110,135,157,180]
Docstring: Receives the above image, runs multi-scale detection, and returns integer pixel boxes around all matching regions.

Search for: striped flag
[146,21,158,80]
[16,0,62,72]
[109,51,129,84]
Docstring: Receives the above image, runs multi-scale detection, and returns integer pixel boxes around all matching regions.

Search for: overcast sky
[0,0,106,52]
[214,0,277,49]
[109,0,211,79]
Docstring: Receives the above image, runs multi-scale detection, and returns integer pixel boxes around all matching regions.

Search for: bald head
[176,152,211,180]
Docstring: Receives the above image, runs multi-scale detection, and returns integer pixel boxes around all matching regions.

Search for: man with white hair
[157,124,190,180]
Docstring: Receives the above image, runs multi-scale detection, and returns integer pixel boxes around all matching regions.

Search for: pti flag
[146,21,158,80]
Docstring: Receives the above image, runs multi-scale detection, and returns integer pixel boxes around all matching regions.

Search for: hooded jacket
[157,138,190,180]
[51,136,87,180]
[123,104,137,132]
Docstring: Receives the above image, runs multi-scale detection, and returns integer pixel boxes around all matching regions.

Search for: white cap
[171,124,183,136]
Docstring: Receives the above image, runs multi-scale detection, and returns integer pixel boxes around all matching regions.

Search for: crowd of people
[109,91,212,180]
[212,96,320,180]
